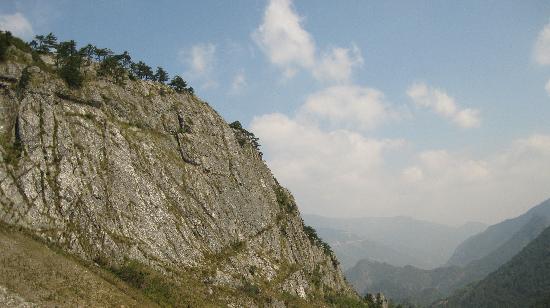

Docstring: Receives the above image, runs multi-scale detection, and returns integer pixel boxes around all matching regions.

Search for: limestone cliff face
[0,46,354,306]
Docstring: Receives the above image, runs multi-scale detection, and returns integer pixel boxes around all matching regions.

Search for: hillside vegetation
[441,225,550,307]
[447,199,550,267]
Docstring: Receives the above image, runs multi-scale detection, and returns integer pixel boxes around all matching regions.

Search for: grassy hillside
[0,224,157,307]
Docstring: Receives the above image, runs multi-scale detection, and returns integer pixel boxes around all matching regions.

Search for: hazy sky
[1,0,550,225]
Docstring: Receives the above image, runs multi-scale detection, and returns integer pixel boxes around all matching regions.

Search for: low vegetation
[109,260,182,307]
[443,225,550,307]
[229,120,262,156]
[303,224,339,268]
[274,185,297,214]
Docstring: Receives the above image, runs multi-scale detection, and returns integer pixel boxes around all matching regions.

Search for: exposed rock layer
[0,46,355,306]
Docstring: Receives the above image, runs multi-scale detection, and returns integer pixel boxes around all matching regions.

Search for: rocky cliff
[0,41,358,306]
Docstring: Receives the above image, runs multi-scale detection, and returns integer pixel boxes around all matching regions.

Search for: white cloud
[402,166,424,183]
[253,0,364,82]
[253,110,550,224]
[248,82,548,224]
[545,79,550,96]
[179,43,217,89]
[517,134,550,153]
[534,22,550,65]
[407,82,481,128]
[299,85,391,130]
[230,71,247,94]
[313,45,364,83]
[416,150,490,183]
[397,135,550,223]
[252,0,316,78]
[0,12,33,39]
[186,43,216,75]
[454,108,481,128]
[251,112,405,216]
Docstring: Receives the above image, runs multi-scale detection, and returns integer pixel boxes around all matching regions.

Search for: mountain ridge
[0,33,361,306]
[440,224,550,307]
[447,198,550,267]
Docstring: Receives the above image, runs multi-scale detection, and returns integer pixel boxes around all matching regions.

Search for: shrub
[240,281,260,297]
[303,224,339,267]
[110,260,177,306]
[131,61,154,80]
[153,66,169,84]
[58,55,84,88]
[0,31,10,61]
[324,294,369,308]
[169,75,188,93]
[274,186,296,214]
[98,54,128,84]
[229,121,262,156]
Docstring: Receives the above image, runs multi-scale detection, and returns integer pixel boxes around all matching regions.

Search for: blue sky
[1,0,550,225]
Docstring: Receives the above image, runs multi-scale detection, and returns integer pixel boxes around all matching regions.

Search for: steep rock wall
[0,46,354,306]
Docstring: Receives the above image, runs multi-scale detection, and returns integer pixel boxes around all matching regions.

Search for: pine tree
[43,33,58,51]
[131,61,154,80]
[169,75,187,93]
[94,47,112,61]
[58,55,84,88]
[154,66,169,84]
[0,31,11,61]
[79,44,96,64]
[55,40,78,67]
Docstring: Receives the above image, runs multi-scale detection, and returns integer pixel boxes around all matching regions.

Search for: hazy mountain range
[345,198,550,306]
[303,214,487,270]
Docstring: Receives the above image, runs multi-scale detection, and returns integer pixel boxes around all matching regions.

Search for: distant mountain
[447,198,550,267]
[441,224,550,307]
[346,214,550,306]
[346,259,460,306]
[304,214,486,269]
[315,227,426,270]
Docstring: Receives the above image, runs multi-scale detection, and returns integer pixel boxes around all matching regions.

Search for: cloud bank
[253,104,550,224]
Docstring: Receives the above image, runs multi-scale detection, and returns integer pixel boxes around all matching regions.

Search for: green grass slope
[0,224,157,307]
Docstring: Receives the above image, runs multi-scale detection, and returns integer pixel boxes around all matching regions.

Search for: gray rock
[0,53,356,305]
[26,66,40,74]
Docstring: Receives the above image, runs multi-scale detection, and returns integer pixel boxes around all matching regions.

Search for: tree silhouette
[154,66,169,84]
[131,61,154,80]
[94,47,112,61]
[169,75,187,93]
[55,40,78,66]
